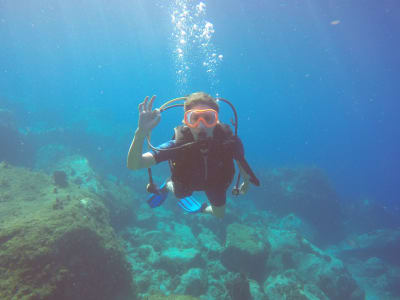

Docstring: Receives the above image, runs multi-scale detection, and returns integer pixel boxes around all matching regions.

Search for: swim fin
[177,196,204,213]
[146,182,169,208]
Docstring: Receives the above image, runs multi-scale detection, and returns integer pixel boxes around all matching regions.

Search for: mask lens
[184,109,218,128]
[203,113,212,123]
[190,113,200,123]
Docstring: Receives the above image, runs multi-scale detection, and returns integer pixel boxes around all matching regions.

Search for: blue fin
[147,182,168,208]
[177,196,203,213]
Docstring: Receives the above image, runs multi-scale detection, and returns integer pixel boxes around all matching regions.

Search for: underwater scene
[1,1,399,299]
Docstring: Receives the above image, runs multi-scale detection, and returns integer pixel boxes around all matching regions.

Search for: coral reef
[158,247,203,274]
[266,228,364,299]
[0,164,135,299]
[330,228,400,299]
[221,223,270,280]
[3,136,390,300]
[122,198,364,300]
[264,270,328,300]
[255,167,344,243]
[35,152,137,230]
[174,268,207,296]
[344,256,400,299]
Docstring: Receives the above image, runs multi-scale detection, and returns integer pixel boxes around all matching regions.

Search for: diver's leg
[203,204,225,218]
[165,179,175,194]
[204,189,227,218]
[167,180,194,199]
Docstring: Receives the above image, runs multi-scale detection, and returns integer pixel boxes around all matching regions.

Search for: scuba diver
[127,92,259,218]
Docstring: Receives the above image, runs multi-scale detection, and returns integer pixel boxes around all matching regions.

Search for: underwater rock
[97,179,137,230]
[278,213,316,242]
[221,223,270,280]
[224,273,252,300]
[345,256,400,299]
[138,230,168,251]
[197,228,223,255]
[136,208,159,228]
[134,269,171,295]
[172,222,198,247]
[294,238,364,300]
[36,154,104,194]
[158,247,203,274]
[174,268,207,296]
[383,270,400,298]
[317,271,364,300]
[263,270,328,300]
[0,165,135,300]
[266,228,364,299]
[336,228,400,266]
[38,153,137,230]
[267,228,322,277]
[364,257,387,277]
[256,167,344,243]
[267,229,306,272]
[241,209,276,230]
[249,279,267,300]
[137,244,160,265]
[130,221,199,254]
[53,170,68,187]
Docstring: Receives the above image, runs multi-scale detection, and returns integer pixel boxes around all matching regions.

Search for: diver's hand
[239,180,249,195]
[137,95,161,135]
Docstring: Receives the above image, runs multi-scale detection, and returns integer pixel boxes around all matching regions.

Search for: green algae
[221,223,270,281]
[0,163,135,300]
[225,223,264,255]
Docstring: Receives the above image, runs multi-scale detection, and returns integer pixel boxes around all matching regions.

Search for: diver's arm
[236,160,250,195]
[127,129,156,170]
[127,95,160,170]
[237,160,250,181]
[233,136,260,188]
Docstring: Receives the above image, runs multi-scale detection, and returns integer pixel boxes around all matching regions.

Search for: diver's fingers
[139,96,148,112]
[138,102,145,113]
[143,96,149,112]
[148,95,156,111]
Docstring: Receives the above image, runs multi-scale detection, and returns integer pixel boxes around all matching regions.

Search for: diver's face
[186,105,217,140]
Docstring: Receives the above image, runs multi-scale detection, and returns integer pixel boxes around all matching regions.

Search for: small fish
[331,20,341,25]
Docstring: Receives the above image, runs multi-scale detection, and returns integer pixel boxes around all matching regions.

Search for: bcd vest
[169,124,237,192]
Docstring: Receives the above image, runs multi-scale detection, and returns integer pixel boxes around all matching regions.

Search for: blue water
[1,0,399,207]
[1,1,400,299]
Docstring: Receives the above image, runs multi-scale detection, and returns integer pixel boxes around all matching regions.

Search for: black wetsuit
[151,124,245,206]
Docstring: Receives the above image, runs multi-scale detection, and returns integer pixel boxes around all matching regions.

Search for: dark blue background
[0,0,399,205]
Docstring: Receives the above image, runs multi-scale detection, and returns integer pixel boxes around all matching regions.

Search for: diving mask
[184,108,218,128]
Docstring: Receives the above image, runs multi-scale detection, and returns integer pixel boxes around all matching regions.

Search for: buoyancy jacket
[169,124,239,194]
